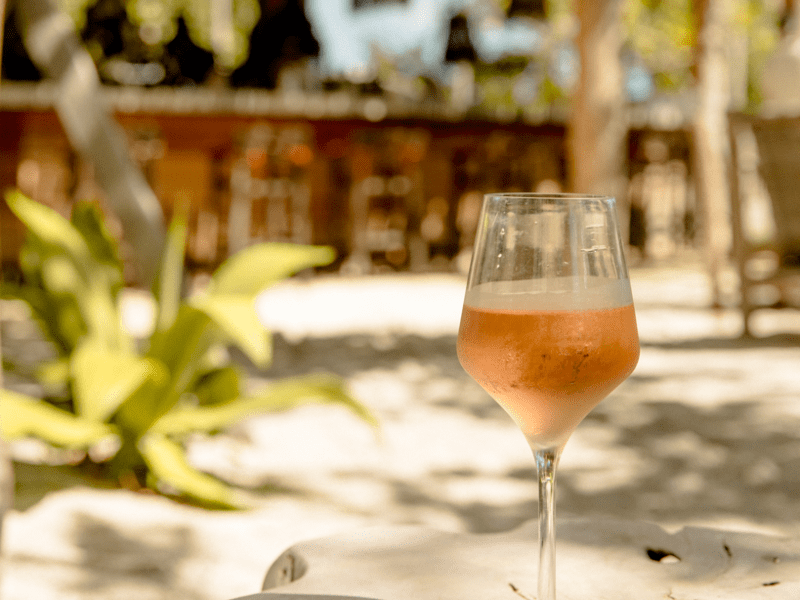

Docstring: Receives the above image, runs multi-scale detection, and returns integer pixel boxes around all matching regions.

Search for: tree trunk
[692,0,733,305]
[16,0,166,285]
[570,0,629,237]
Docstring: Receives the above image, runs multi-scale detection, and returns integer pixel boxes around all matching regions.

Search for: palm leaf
[0,389,118,448]
[152,373,377,435]
[192,366,241,406]
[190,294,272,368]
[139,432,245,508]
[71,339,167,422]
[153,211,188,332]
[116,306,215,435]
[207,243,336,296]
[70,201,124,284]
[5,191,93,273]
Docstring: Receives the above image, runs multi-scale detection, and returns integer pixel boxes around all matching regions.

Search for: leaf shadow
[69,512,203,598]
[13,462,117,511]
[255,332,800,535]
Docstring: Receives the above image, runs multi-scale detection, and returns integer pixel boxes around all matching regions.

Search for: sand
[2,263,800,599]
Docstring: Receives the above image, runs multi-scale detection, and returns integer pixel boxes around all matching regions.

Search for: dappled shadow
[12,327,798,539]
[265,333,464,380]
[251,330,800,536]
[642,333,800,350]
[264,333,510,424]
[13,462,117,511]
[298,396,800,534]
[560,399,800,523]
[7,296,800,571]
[70,512,202,598]
[389,476,537,534]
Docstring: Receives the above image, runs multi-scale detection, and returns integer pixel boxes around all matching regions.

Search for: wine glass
[456,193,640,600]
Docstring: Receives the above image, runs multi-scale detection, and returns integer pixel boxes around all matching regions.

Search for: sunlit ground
[2,261,800,599]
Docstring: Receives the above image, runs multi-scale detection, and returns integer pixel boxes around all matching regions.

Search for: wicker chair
[727,112,800,336]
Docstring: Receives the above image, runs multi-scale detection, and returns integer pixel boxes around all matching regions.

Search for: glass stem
[535,447,561,600]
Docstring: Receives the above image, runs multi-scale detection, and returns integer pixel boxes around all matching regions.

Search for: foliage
[0,191,376,508]
[734,0,782,110]
[621,0,782,107]
[58,0,260,70]
[622,0,696,92]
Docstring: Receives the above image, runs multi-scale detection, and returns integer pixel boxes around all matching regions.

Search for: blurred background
[1,0,780,280]
[2,0,800,599]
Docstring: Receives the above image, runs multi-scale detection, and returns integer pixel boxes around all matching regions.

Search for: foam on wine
[464,276,634,312]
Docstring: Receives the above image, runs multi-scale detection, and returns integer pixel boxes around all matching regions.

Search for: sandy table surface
[2,264,800,600]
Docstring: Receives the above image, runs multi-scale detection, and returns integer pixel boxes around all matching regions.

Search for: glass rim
[483,192,614,200]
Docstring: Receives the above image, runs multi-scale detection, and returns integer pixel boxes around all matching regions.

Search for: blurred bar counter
[0,82,694,278]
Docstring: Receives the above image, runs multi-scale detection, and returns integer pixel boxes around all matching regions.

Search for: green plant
[0,191,375,508]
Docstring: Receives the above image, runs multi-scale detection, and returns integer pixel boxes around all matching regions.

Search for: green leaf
[70,201,124,275]
[190,294,272,368]
[71,338,168,422]
[5,191,93,271]
[112,377,170,439]
[81,281,130,351]
[6,192,127,352]
[153,211,188,332]
[147,304,212,369]
[52,296,88,352]
[148,304,219,396]
[35,358,71,390]
[152,373,377,435]
[138,432,245,508]
[0,389,118,448]
[1,269,86,355]
[117,305,215,435]
[192,366,241,406]
[207,243,336,296]
[41,254,82,295]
